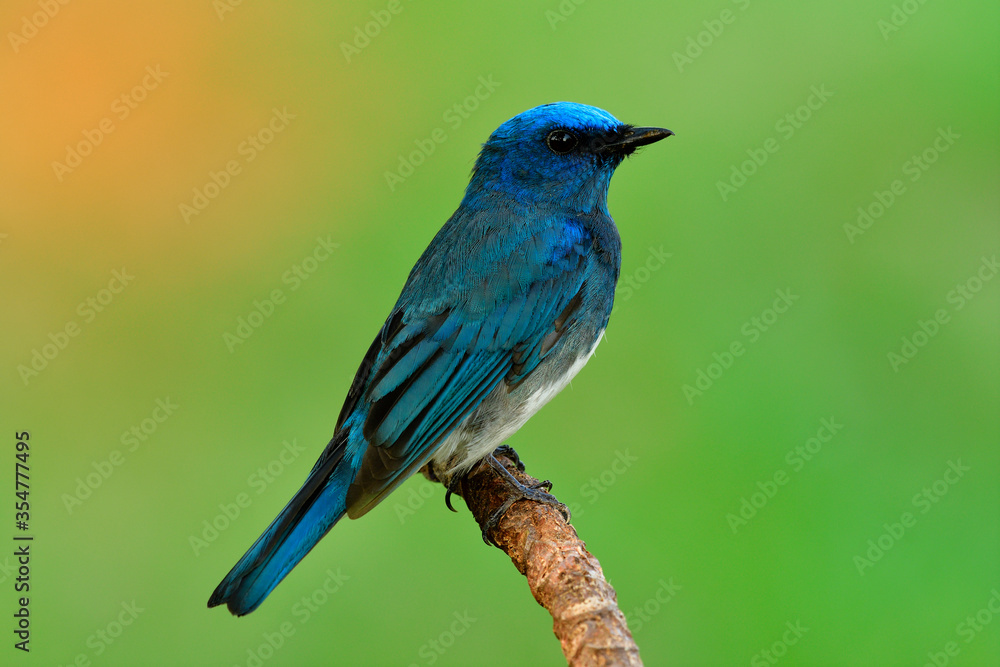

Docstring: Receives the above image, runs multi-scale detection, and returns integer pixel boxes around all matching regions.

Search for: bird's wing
[342,219,594,518]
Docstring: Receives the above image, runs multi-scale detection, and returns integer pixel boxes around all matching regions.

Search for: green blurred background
[1,1,998,665]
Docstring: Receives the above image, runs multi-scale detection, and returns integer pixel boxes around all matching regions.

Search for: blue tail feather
[208,430,357,616]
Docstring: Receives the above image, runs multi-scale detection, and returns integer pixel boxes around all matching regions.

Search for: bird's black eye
[546,129,578,155]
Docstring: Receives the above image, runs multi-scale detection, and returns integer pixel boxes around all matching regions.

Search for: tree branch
[421,451,643,667]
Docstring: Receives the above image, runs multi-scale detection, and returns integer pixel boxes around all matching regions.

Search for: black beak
[601,126,674,156]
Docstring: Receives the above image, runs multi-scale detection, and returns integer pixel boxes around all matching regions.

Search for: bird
[208,101,672,616]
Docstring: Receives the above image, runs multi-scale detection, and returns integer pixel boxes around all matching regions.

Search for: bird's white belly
[432,330,604,476]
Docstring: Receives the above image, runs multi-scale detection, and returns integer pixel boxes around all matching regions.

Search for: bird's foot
[441,444,530,514]
[479,447,571,545]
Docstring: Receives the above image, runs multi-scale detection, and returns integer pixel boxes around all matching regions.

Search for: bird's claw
[531,479,553,493]
[444,474,462,513]
[478,448,571,545]
[493,444,526,472]
[527,481,571,523]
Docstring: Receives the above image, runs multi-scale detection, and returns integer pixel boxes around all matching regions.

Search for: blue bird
[208,102,671,616]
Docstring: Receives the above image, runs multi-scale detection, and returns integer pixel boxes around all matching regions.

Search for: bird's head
[466,102,672,214]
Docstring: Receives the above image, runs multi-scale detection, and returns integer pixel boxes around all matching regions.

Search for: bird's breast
[431,327,604,476]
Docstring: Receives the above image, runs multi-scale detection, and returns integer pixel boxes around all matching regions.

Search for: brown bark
[422,452,642,667]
